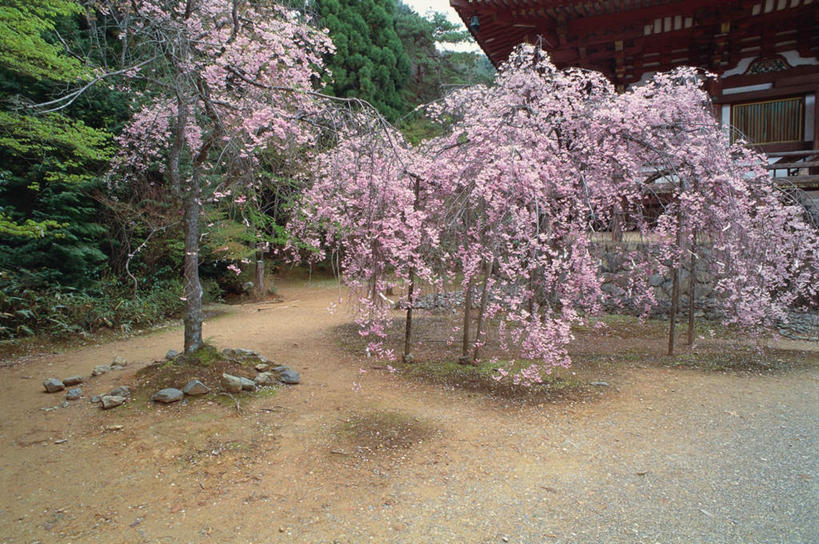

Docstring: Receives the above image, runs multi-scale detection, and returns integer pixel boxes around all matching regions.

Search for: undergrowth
[0,276,186,340]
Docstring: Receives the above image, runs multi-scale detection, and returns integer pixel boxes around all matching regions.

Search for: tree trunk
[460,275,474,363]
[183,167,203,353]
[254,242,265,299]
[687,231,697,347]
[471,262,492,364]
[403,269,415,362]
[668,266,680,356]
[668,207,684,356]
[403,175,421,363]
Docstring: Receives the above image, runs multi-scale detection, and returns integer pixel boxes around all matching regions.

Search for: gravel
[290,367,818,543]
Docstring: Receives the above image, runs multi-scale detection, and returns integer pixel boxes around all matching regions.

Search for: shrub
[0,273,185,339]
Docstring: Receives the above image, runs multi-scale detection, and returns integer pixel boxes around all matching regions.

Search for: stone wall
[594,243,818,340]
[594,244,721,319]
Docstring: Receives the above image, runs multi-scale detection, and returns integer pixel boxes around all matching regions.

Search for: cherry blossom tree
[416,46,627,381]
[291,119,439,360]
[101,0,333,352]
[598,68,819,354]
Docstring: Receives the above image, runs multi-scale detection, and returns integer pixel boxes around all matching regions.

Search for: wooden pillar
[813,86,819,175]
[614,40,625,92]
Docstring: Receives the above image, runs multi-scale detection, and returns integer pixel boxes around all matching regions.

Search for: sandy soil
[0,279,816,543]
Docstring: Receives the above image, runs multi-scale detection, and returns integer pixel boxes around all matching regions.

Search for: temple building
[451,0,819,199]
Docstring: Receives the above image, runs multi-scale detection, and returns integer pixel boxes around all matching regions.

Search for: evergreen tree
[0,0,115,286]
[393,3,493,105]
[318,0,411,121]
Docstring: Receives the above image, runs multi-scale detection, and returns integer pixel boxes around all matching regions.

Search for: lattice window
[731,97,804,144]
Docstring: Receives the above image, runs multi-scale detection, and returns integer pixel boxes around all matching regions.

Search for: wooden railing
[766,149,819,188]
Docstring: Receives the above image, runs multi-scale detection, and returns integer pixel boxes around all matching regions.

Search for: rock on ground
[65,388,82,400]
[221,373,242,394]
[91,365,110,377]
[100,395,126,409]
[62,376,83,386]
[239,377,257,391]
[254,372,276,386]
[42,378,65,393]
[108,386,131,398]
[279,369,300,385]
[165,349,179,360]
[151,388,184,404]
[182,380,209,396]
[111,356,127,368]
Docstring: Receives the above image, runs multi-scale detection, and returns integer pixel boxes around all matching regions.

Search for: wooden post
[403,175,421,363]
[471,261,492,364]
[461,275,474,363]
[686,230,697,347]
[253,242,265,299]
[668,206,683,356]
[403,269,415,363]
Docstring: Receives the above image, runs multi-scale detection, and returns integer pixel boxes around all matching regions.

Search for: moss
[178,344,223,366]
[666,348,818,373]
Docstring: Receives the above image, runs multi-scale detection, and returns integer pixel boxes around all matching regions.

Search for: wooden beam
[773,175,819,187]
[765,161,819,169]
[713,82,819,104]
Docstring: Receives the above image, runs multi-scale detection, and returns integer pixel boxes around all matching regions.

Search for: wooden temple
[451,0,819,205]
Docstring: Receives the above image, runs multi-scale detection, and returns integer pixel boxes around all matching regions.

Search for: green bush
[0,273,186,339]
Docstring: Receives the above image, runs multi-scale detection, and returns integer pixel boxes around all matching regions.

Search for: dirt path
[0,280,817,543]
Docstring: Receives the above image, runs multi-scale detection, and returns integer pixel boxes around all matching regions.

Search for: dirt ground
[0,279,816,543]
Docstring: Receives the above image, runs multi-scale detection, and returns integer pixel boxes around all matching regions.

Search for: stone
[221,348,236,357]
[182,380,210,396]
[91,365,111,377]
[601,283,626,297]
[254,363,269,372]
[165,349,180,360]
[60,401,69,408]
[254,372,276,386]
[239,377,257,391]
[90,395,101,404]
[590,381,609,387]
[65,388,82,400]
[242,281,255,293]
[101,395,126,409]
[278,369,300,385]
[42,378,65,393]
[151,388,184,404]
[108,386,131,398]
[236,348,258,358]
[62,375,84,386]
[270,365,290,374]
[111,355,128,368]
[221,373,242,393]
